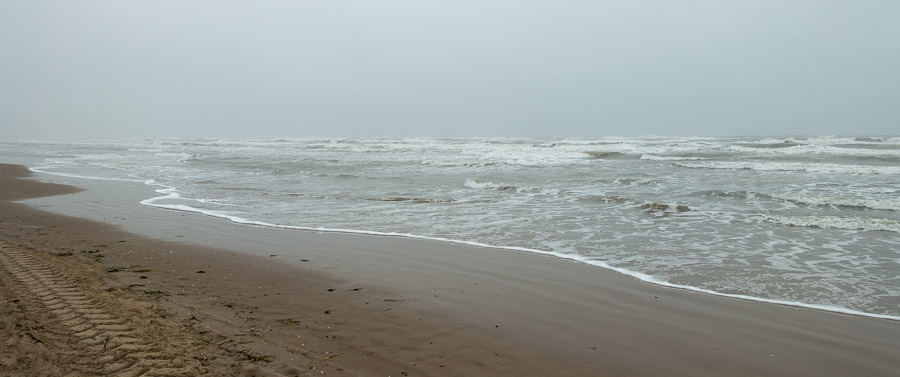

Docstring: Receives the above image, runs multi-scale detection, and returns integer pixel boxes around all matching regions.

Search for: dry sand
[2,162,899,376]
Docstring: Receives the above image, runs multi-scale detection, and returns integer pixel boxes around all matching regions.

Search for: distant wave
[421,160,502,168]
[695,189,759,200]
[374,197,454,204]
[153,152,201,163]
[730,144,900,158]
[765,215,900,233]
[737,141,803,149]
[282,192,455,204]
[577,195,691,215]
[584,151,633,159]
[741,136,900,146]
[464,178,518,191]
[675,161,900,175]
[577,194,636,205]
[769,193,900,211]
[639,154,707,161]
[640,201,691,214]
[696,190,900,212]
[603,178,661,187]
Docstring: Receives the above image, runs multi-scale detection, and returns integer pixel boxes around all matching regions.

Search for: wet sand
[2,162,899,376]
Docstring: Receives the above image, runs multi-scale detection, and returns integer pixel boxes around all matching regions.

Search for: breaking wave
[464,179,518,191]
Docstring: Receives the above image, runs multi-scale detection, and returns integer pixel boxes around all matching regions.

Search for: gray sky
[1,1,898,139]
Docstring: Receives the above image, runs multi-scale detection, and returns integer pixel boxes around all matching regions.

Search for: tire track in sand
[0,244,209,376]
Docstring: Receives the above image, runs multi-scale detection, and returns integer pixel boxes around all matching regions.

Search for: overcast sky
[1,1,898,139]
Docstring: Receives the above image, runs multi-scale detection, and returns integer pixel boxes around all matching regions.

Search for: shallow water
[5,136,899,318]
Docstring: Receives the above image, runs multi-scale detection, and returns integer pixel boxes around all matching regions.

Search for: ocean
[4,136,899,319]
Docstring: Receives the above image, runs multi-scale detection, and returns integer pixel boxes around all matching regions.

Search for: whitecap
[464,178,518,191]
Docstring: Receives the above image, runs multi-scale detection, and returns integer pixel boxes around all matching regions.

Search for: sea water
[4,136,899,319]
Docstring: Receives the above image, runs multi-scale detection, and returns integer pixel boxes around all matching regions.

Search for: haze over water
[6,135,900,319]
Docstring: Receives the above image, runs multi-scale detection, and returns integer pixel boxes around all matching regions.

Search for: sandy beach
[2,162,899,376]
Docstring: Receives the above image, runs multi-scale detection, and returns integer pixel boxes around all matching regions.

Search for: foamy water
[4,136,900,319]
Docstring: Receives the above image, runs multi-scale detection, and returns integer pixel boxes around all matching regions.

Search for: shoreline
[129,200,900,322]
[30,165,900,322]
[3,162,900,376]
